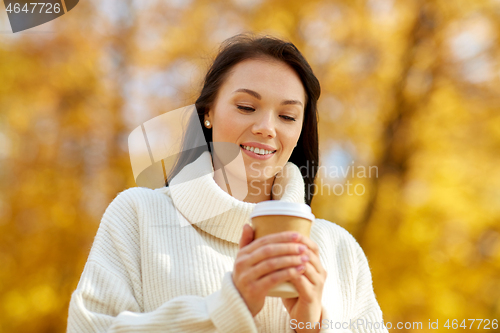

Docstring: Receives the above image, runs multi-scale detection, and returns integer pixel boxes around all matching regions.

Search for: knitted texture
[68,151,388,332]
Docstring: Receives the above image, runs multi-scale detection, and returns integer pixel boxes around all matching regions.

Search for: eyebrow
[233,88,303,107]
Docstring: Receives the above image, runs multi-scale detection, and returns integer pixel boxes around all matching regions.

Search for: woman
[68,34,388,333]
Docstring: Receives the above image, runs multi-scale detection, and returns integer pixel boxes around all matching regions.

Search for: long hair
[167,33,321,206]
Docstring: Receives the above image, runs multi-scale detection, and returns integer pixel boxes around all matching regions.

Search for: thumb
[239,224,254,249]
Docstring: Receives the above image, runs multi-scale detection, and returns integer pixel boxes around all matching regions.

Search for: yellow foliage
[1,0,499,332]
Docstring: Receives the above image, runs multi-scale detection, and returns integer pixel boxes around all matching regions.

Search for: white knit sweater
[68,151,388,333]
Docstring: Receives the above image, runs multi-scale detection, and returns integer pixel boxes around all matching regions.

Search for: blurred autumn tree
[0,0,499,332]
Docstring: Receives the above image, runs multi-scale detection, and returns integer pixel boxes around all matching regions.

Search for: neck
[213,169,274,203]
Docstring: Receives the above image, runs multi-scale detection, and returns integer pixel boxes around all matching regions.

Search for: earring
[204,120,211,128]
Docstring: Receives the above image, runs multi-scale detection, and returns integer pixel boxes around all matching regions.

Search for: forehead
[220,58,306,103]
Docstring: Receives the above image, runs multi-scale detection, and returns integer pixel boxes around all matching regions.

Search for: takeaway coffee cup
[249,201,315,298]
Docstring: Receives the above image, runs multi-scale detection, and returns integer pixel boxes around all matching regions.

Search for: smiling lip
[240,142,277,151]
[240,145,276,160]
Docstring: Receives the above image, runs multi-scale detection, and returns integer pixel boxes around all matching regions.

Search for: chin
[244,168,277,182]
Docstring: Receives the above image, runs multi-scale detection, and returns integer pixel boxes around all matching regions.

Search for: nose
[252,110,276,138]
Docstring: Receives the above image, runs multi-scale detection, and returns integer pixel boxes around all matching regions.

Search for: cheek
[215,126,239,144]
[213,114,247,143]
[282,129,301,150]
[213,118,236,142]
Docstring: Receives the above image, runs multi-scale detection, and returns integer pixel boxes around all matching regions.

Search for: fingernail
[296,265,305,272]
[291,233,299,241]
[298,245,306,253]
[301,255,309,262]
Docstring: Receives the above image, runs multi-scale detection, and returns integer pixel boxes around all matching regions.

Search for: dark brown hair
[167,33,321,206]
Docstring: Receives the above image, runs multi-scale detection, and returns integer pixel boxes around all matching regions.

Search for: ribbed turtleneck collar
[160,151,306,244]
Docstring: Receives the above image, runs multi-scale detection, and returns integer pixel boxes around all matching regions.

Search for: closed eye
[237,105,255,112]
[280,115,296,122]
[238,105,296,122]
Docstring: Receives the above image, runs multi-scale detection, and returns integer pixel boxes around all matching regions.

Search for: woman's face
[205,57,306,184]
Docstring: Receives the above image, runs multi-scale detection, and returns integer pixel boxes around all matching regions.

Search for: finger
[296,234,320,256]
[240,231,301,255]
[239,224,254,249]
[289,272,315,302]
[301,262,322,286]
[257,265,305,294]
[245,243,307,267]
[248,254,309,281]
[295,264,326,314]
[281,296,297,313]
[303,249,326,279]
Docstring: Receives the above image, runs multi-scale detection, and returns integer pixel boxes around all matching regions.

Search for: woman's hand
[282,234,327,333]
[233,224,309,317]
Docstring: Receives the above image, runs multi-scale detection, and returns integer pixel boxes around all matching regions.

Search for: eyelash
[236,105,296,122]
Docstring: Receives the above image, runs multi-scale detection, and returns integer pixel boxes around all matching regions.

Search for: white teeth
[242,145,275,155]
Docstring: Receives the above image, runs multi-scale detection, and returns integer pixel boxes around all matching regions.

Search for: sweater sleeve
[319,228,388,333]
[67,190,257,333]
[347,240,388,333]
